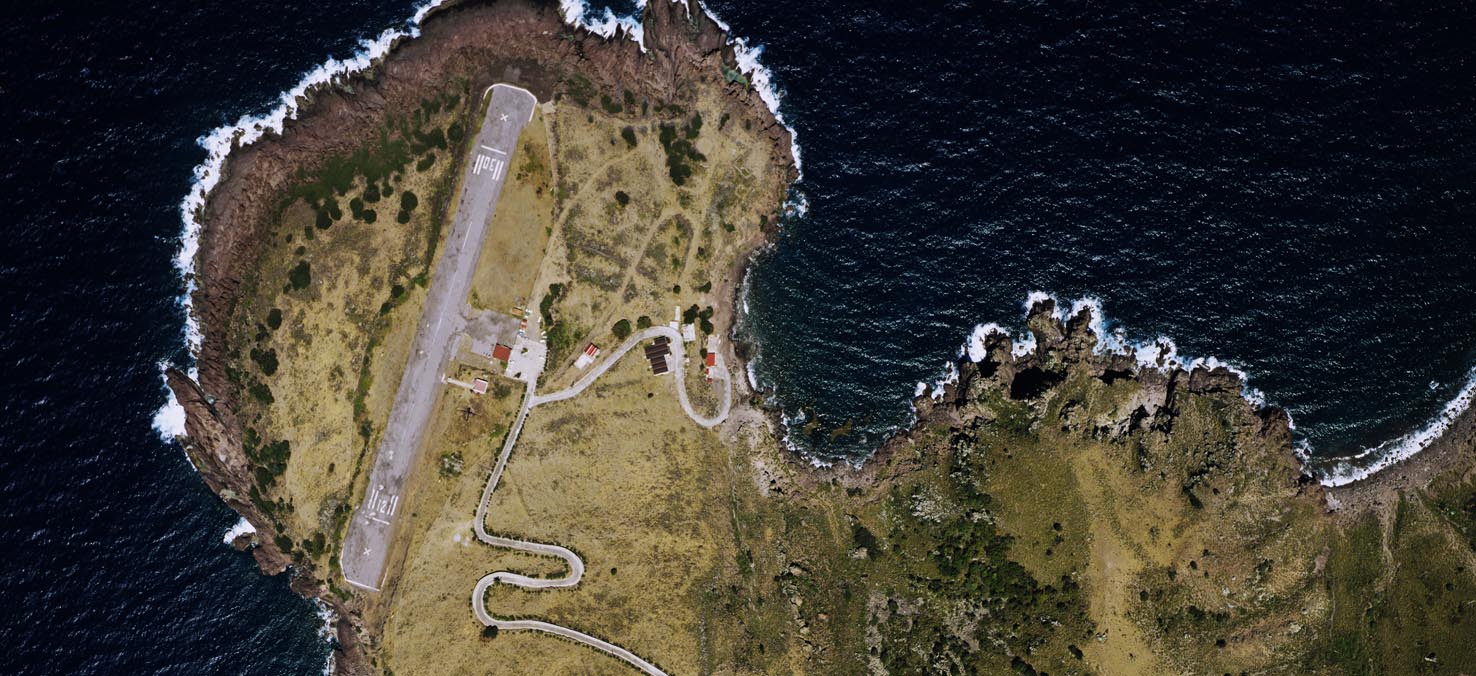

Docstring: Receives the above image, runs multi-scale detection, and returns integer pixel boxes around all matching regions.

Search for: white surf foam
[557,1,804,178]
[162,0,801,446]
[152,363,187,441]
[312,598,338,675]
[932,291,1476,487]
[558,0,648,48]
[159,0,451,443]
[221,516,256,546]
[1319,366,1476,487]
[683,0,803,178]
[957,293,1269,405]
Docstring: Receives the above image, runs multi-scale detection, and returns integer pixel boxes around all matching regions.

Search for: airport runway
[340,84,537,592]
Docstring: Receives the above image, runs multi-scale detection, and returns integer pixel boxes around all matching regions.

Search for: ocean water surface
[4,0,443,672]
[6,0,1476,671]
[713,0,1476,482]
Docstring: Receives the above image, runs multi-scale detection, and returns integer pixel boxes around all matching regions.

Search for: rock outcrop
[164,2,798,672]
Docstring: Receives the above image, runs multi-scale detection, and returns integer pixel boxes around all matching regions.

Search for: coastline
[163,0,798,672]
[153,0,1476,670]
[894,295,1476,516]
[758,287,1476,499]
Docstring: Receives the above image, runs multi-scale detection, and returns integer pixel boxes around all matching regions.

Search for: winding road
[471,325,730,675]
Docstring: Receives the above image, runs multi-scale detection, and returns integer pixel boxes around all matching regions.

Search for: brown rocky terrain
[163,1,1476,673]
[167,1,796,672]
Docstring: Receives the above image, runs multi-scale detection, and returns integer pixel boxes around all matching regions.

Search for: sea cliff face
[784,299,1476,674]
[168,1,796,672]
[163,1,1476,673]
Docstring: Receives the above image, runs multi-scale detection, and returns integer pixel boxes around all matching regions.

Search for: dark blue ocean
[5,0,1476,671]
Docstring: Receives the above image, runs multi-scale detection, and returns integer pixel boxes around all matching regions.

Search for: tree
[612,318,632,339]
[288,261,311,290]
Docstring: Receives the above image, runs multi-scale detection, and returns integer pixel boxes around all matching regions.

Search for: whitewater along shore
[856,298,1476,672]
[166,0,795,672]
[162,0,1476,672]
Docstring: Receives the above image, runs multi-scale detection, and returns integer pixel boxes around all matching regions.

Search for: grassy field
[215,28,1476,676]
[371,75,796,673]
[221,85,479,585]
[469,110,554,316]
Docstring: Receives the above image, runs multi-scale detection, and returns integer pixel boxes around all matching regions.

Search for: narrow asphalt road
[471,325,731,675]
[340,84,538,593]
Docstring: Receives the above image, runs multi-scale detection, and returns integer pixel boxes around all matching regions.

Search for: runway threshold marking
[472,153,507,179]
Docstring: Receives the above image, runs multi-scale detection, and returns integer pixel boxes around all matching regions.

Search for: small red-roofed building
[574,343,600,369]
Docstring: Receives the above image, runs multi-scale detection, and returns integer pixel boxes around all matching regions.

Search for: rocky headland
[167,1,796,672]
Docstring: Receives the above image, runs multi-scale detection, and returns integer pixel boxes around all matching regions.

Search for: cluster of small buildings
[645,336,672,375]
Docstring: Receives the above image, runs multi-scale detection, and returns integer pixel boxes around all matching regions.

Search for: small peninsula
[166,1,1476,674]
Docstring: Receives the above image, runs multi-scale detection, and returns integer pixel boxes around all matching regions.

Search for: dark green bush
[249,348,279,376]
[288,261,311,290]
[600,93,622,115]
[539,283,565,324]
[612,318,632,340]
[248,382,274,404]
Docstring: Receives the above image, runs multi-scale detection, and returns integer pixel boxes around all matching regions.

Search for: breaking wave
[221,516,257,546]
[928,293,1267,406]
[157,0,800,444]
[1318,366,1476,487]
[560,0,804,176]
[920,292,1476,488]
[156,0,451,443]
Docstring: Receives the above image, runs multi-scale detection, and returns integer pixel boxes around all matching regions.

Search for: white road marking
[472,153,506,180]
[479,144,506,155]
[371,517,391,526]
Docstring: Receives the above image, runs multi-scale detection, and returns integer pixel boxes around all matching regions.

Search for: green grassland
[713,319,1476,676]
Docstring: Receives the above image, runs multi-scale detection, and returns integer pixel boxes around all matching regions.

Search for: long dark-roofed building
[646,338,672,375]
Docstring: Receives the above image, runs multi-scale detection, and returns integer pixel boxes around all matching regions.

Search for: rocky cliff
[166,1,797,672]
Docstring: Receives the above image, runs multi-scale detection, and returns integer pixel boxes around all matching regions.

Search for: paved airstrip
[340,83,538,593]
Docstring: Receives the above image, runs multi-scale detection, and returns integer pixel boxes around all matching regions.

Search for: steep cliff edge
[166,1,797,672]
[782,299,1476,674]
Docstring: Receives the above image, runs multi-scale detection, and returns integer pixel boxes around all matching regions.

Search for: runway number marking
[366,485,400,524]
[473,153,506,180]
